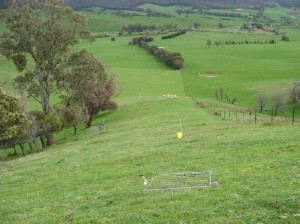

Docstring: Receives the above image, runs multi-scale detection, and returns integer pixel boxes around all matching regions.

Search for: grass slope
[1,97,300,223]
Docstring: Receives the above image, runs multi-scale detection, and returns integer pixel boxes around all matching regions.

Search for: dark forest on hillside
[0,0,299,9]
[64,0,300,10]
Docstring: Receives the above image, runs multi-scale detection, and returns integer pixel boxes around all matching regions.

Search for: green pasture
[84,7,249,34]
[264,6,287,21]
[80,37,185,99]
[150,31,300,110]
[1,5,300,223]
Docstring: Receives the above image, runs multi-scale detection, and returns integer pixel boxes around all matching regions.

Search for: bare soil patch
[286,11,300,16]
[198,72,220,78]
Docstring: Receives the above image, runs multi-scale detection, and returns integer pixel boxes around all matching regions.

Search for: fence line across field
[203,107,296,125]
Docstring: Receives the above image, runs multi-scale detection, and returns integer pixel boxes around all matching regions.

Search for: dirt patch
[255,30,275,35]
[198,72,220,78]
[286,11,300,16]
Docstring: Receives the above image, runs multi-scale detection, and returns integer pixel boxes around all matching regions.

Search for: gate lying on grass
[145,171,213,191]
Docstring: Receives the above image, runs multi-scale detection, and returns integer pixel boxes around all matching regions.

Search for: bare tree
[290,82,300,103]
[257,94,267,113]
[215,89,219,101]
[272,93,286,116]
[290,81,300,124]
[219,87,224,102]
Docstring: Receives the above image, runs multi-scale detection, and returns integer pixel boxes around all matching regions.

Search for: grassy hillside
[1,96,300,223]
[1,5,300,223]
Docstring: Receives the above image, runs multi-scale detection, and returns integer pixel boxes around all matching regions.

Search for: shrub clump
[282,35,289,42]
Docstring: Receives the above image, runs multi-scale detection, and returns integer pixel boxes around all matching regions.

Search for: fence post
[223,110,225,120]
[255,111,257,124]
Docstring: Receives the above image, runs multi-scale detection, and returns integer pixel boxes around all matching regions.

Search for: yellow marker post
[176,132,183,139]
[176,118,183,139]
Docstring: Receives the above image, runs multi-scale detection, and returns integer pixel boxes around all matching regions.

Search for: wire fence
[145,171,213,191]
[199,105,298,125]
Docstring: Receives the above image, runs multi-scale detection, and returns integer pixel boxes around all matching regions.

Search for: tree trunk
[73,124,77,135]
[37,62,54,146]
[259,105,263,113]
[86,116,93,128]
[33,140,42,151]
[86,109,94,128]
[292,106,295,125]
[40,136,46,148]
[46,132,55,146]
[19,144,27,157]
[28,142,33,152]
[13,146,17,155]
[274,107,278,116]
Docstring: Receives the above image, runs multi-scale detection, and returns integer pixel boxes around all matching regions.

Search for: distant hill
[65,0,300,10]
[0,0,299,10]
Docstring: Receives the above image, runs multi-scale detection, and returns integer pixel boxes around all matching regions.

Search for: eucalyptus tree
[0,0,93,145]
[0,88,30,156]
[60,50,118,128]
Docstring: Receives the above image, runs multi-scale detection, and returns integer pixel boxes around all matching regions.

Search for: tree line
[129,36,184,70]
[0,0,118,155]
[201,10,249,19]
[121,24,179,35]
[162,30,186,39]
[207,39,277,47]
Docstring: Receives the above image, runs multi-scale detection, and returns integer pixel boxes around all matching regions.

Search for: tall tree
[60,50,118,128]
[272,93,286,116]
[0,88,30,153]
[0,0,93,145]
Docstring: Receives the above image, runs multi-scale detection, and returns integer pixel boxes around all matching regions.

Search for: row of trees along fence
[202,10,249,19]
[122,24,178,34]
[129,36,184,70]
[162,30,186,39]
[208,39,277,47]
